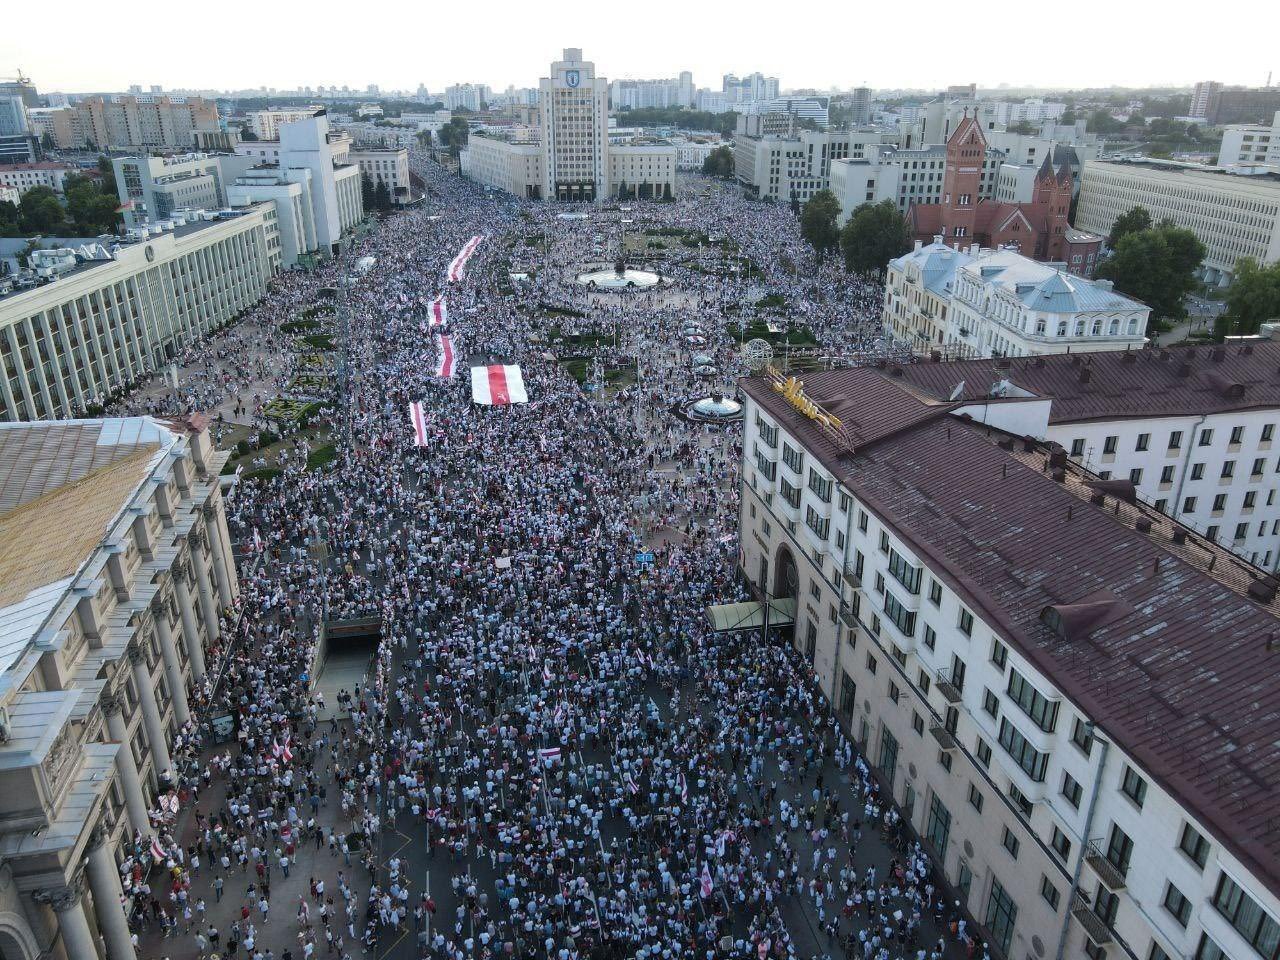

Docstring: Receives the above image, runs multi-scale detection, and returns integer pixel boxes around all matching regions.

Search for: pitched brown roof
[742,367,1280,897]
[893,340,1280,423]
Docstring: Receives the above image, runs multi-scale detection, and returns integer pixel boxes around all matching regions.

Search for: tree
[240,126,259,141]
[1006,121,1038,135]
[701,145,734,179]
[96,155,116,197]
[415,129,433,147]
[1219,258,1280,337]
[64,176,120,235]
[18,187,66,234]
[1108,205,1151,248]
[799,190,841,261]
[1097,223,1205,325]
[373,180,392,211]
[438,117,470,157]
[840,200,911,276]
[360,171,376,210]
[1089,110,1122,136]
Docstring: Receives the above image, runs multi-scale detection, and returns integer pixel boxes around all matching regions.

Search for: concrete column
[171,567,206,681]
[187,533,220,645]
[148,601,189,726]
[34,877,98,960]
[128,644,171,781]
[85,826,137,960]
[103,696,148,835]
[202,503,234,608]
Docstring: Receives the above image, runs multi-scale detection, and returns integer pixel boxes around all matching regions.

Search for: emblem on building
[565,70,581,88]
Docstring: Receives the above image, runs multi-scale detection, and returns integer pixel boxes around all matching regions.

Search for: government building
[732,364,1280,960]
[0,205,280,422]
[0,414,237,960]
[460,50,677,202]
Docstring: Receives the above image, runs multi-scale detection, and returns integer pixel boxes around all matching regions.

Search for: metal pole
[1054,729,1110,960]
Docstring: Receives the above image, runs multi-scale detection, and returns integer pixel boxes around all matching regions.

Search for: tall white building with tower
[540,49,610,202]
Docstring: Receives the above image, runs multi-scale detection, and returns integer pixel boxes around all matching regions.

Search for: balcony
[1070,894,1113,945]
[929,723,958,751]
[1085,840,1128,890]
[935,670,963,703]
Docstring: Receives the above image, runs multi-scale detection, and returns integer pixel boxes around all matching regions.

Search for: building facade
[0,206,279,421]
[0,163,77,198]
[459,135,543,198]
[112,155,227,229]
[540,49,610,202]
[246,109,316,141]
[349,147,411,204]
[736,365,1280,960]
[74,96,220,151]
[0,414,238,960]
[1218,111,1280,172]
[1076,159,1280,285]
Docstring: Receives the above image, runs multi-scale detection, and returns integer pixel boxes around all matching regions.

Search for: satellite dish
[743,338,774,371]
[948,380,966,401]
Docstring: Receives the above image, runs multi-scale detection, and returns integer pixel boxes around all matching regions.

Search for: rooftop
[743,366,1280,897]
[958,250,1146,314]
[891,340,1280,422]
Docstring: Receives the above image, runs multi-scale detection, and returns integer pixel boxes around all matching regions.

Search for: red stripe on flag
[487,365,510,405]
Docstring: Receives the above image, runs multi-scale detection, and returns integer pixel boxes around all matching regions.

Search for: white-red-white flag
[447,236,484,282]
[429,295,448,327]
[542,660,553,684]
[679,772,688,804]
[538,746,562,764]
[470,365,528,406]
[700,862,713,898]
[150,837,167,863]
[434,335,457,379]
[409,402,428,447]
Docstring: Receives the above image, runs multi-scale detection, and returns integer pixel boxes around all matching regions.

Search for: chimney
[1094,279,1114,291]
[1079,368,1092,383]
[915,239,924,251]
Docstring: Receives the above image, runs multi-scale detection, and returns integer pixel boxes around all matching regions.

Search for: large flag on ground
[471,365,528,406]
[434,334,457,379]
[429,295,448,327]
[409,402,428,447]
[447,236,484,282]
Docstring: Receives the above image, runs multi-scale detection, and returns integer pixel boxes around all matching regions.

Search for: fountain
[576,252,662,290]
[684,392,744,422]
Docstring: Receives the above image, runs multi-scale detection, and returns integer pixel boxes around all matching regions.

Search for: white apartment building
[459,135,543,199]
[0,163,77,198]
[896,340,1280,569]
[230,113,363,249]
[609,143,677,199]
[349,147,411,204]
[112,154,227,229]
[444,84,490,112]
[882,239,969,350]
[1076,159,1280,285]
[400,110,453,137]
[737,129,892,205]
[829,142,1002,221]
[1218,111,1280,171]
[991,99,1067,127]
[943,249,1149,358]
[0,206,279,421]
[26,106,89,151]
[736,364,1280,960]
[673,140,717,171]
[540,49,610,202]
[227,167,316,267]
[246,109,316,141]
[0,414,237,960]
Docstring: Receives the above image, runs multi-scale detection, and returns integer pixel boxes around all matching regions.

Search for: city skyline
[4,0,1275,95]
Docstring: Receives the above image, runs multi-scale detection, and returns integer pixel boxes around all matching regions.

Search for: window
[1120,766,1147,807]
[1179,824,1210,870]
[1163,883,1192,927]
[1168,430,1183,450]
[1106,824,1134,878]
[928,580,942,606]
[1136,432,1150,452]
[976,738,992,768]
[889,682,901,705]
[866,653,877,674]
[1050,824,1071,860]
[1212,872,1280,957]
[805,505,829,540]
[1265,424,1275,442]
[756,415,777,447]
[1252,457,1265,477]
[1199,428,1214,446]
[1213,493,1227,512]
[982,688,1000,718]
[782,442,804,474]
[878,530,890,554]
[1195,934,1229,960]
[922,624,936,650]
[874,572,885,594]
[938,750,952,772]
[858,510,868,533]
[990,638,1008,671]
[1236,522,1249,540]
[1071,438,1085,456]
[808,468,833,502]
[1160,465,1175,483]
[1103,435,1118,455]
[1041,876,1061,911]
[1231,425,1245,445]
[998,718,1048,781]
[883,591,916,637]
[1222,460,1236,479]
[1129,468,1143,485]
[1191,463,1205,480]
[839,672,856,719]
[1008,783,1034,818]
[1061,771,1083,809]
[780,477,802,508]
[1001,826,1020,858]
[925,795,951,858]
[958,609,974,636]
[984,879,1018,954]
[1007,669,1059,732]
[887,549,922,594]
[838,491,851,512]
[1183,496,1197,514]
[968,783,984,812]
[1149,944,1174,960]
[918,669,931,694]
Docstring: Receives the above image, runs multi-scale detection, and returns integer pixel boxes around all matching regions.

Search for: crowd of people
[112,158,986,960]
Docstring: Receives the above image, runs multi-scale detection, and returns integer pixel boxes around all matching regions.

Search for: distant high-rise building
[0,74,39,108]
[849,87,872,125]
[945,82,977,99]
[541,48,609,202]
[74,95,220,150]
[678,71,694,108]
[1189,80,1222,118]
[444,83,490,112]
[722,72,779,104]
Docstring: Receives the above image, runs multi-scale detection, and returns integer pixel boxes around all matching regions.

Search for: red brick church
[908,115,1103,276]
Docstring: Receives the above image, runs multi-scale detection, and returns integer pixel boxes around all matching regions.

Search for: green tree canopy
[1108,205,1152,248]
[1219,258,1280,337]
[799,190,841,261]
[18,186,66,234]
[360,171,376,210]
[373,180,392,211]
[63,176,120,235]
[1096,223,1205,324]
[701,145,734,179]
[839,200,912,276]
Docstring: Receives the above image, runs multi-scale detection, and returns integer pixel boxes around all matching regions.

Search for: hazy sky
[4,0,1274,95]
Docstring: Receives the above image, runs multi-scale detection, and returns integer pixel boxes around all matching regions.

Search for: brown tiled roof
[891,340,1280,423]
[741,368,1280,897]
[0,422,156,514]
